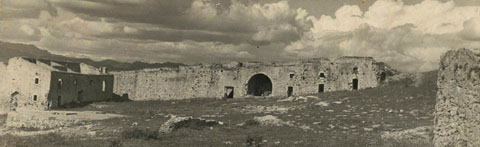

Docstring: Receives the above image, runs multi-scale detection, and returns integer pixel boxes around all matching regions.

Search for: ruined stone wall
[113,67,221,100]
[113,70,138,99]
[5,57,52,111]
[0,62,7,114]
[79,63,102,74]
[48,71,114,107]
[330,57,382,90]
[113,57,387,100]
[1,57,114,111]
[434,49,480,147]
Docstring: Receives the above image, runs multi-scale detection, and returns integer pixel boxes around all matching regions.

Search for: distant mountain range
[0,41,184,71]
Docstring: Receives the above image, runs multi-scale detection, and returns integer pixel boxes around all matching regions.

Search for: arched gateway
[247,74,273,96]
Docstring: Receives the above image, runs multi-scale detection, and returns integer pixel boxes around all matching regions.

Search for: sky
[1,0,480,72]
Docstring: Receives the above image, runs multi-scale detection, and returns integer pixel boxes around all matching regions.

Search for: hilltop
[0,71,438,146]
[0,41,183,71]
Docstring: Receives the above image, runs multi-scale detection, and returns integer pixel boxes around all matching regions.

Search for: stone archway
[247,74,273,96]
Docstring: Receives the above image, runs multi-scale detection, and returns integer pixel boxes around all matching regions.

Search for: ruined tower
[434,48,480,147]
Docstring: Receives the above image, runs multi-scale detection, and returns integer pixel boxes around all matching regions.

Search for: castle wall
[79,63,102,74]
[113,70,138,99]
[434,49,480,147]
[113,57,385,100]
[5,57,52,111]
[1,57,114,111]
[48,71,114,107]
[0,62,7,114]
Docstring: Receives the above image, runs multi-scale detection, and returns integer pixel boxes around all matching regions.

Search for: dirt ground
[0,71,437,147]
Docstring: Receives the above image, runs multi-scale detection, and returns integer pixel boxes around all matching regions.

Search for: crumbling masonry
[434,48,480,147]
[0,57,113,112]
[112,57,392,100]
[0,56,391,113]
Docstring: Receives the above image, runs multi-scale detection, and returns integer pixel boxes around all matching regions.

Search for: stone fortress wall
[434,48,480,147]
[48,71,114,108]
[112,57,392,100]
[0,62,7,114]
[0,57,113,112]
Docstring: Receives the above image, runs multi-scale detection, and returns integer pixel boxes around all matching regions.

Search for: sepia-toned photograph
[0,0,479,146]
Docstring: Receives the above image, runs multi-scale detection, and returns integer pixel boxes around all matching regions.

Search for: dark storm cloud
[47,0,311,45]
[0,0,57,20]
[99,27,251,44]
[50,0,252,32]
[50,0,192,25]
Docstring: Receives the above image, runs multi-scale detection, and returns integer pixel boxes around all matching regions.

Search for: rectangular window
[58,79,63,89]
[319,73,325,78]
[33,95,38,101]
[289,74,295,79]
[57,96,62,106]
[35,78,39,84]
[102,80,106,92]
[224,86,234,98]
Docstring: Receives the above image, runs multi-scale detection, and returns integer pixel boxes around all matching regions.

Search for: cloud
[20,25,35,36]
[0,0,311,64]
[47,0,312,44]
[0,0,57,19]
[1,0,480,72]
[459,17,480,41]
[311,0,480,34]
[287,0,480,72]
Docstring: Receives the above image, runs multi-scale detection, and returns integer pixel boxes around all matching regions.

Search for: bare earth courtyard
[0,71,436,147]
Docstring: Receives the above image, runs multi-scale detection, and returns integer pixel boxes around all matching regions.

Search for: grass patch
[246,135,263,147]
[121,127,160,140]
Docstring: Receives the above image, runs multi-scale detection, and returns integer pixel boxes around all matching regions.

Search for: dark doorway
[247,74,273,96]
[287,86,293,97]
[224,86,234,98]
[380,72,386,82]
[318,84,324,93]
[57,96,62,107]
[10,92,19,111]
[352,79,359,90]
[77,90,83,102]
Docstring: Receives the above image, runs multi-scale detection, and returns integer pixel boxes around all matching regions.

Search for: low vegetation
[120,127,160,140]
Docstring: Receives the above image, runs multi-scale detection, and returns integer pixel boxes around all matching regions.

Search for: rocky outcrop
[434,48,480,147]
[252,115,293,127]
[158,116,223,133]
[382,126,433,142]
